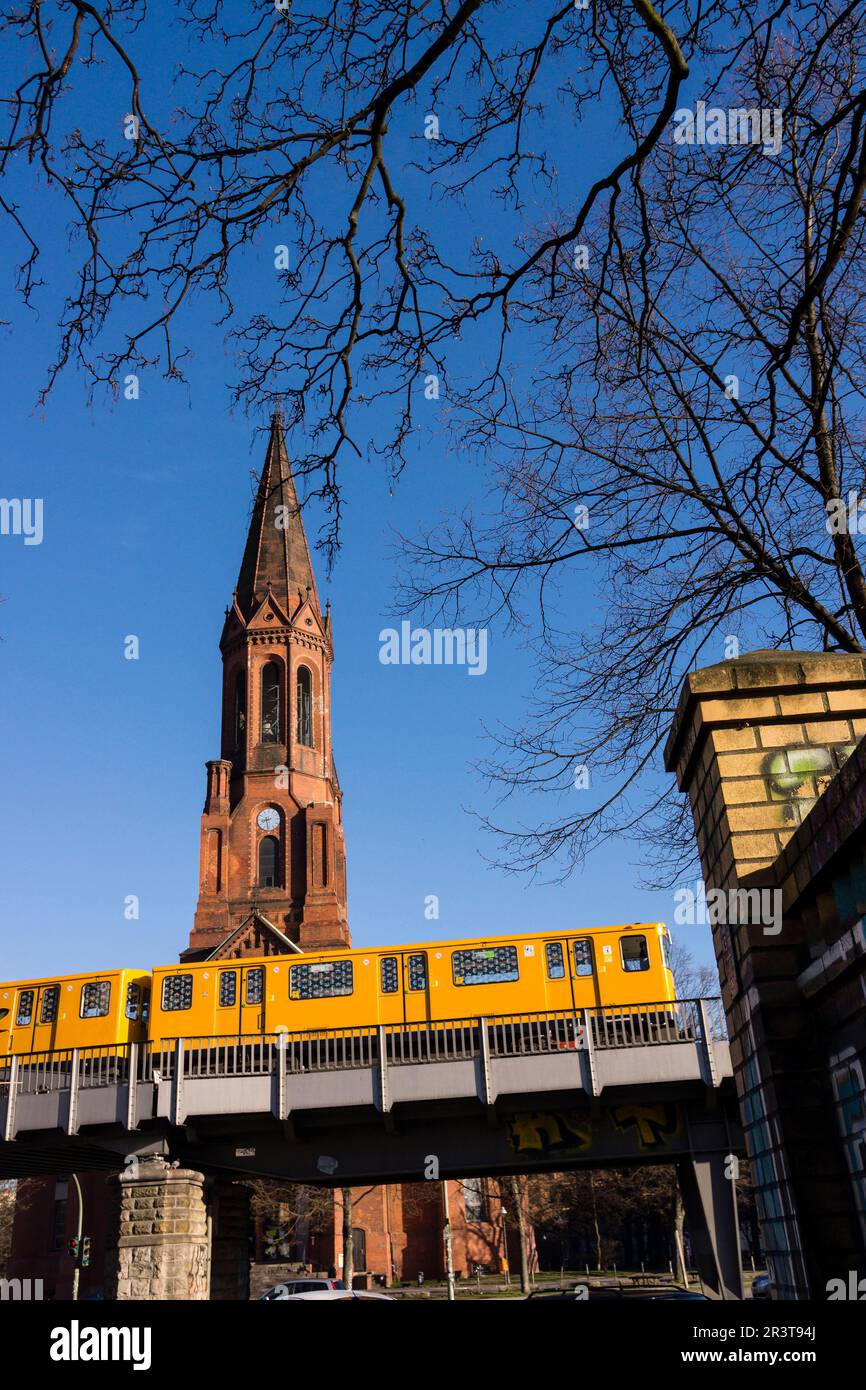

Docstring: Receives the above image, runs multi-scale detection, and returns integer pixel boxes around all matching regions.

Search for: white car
[263,1288,394,1302]
[259,1278,344,1299]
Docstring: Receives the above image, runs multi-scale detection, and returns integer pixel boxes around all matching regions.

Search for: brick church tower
[183,414,350,961]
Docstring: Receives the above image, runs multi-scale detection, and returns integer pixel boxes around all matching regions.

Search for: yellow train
[0,923,674,1056]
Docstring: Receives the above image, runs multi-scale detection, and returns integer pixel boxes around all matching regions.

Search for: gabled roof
[204,911,304,960]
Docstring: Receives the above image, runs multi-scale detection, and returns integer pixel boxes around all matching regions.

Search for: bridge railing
[587,997,726,1048]
[0,998,728,1094]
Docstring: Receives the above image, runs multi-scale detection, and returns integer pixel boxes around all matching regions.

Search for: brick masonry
[666,648,866,1297]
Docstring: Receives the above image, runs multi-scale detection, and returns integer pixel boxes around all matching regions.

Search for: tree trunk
[340,1187,354,1291]
[671,1171,688,1287]
[509,1175,531,1294]
[589,1173,603,1272]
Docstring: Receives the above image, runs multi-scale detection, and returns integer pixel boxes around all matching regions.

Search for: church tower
[183,414,350,961]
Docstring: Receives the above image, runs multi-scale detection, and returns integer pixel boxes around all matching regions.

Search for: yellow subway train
[0,923,675,1056]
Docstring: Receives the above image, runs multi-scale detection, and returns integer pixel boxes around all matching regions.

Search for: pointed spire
[235,413,320,620]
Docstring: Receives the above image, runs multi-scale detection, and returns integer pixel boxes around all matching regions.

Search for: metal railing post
[377,1026,391,1113]
[698,998,720,1088]
[172,1037,186,1125]
[67,1049,80,1136]
[277,1033,289,1121]
[479,1018,495,1107]
[583,1010,600,1097]
[126,1043,138,1131]
[4,1056,19,1141]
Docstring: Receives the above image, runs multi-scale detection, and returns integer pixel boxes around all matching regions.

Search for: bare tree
[3,5,864,878]
[1,0,792,561]
[507,1173,531,1292]
[0,1182,18,1273]
[667,940,717,999]
[401,10,866,880]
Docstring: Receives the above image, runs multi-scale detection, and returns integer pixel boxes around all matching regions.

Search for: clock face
[257,808,280,832]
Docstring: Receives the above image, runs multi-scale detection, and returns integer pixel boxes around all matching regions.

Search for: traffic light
[81,1237,92,1269]
[67,1236,79,1260]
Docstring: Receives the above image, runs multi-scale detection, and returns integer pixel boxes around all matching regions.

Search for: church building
[4,415,523,1296]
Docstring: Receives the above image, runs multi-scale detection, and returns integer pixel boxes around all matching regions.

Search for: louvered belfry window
[296,666,313,746]
[261,662,281,743]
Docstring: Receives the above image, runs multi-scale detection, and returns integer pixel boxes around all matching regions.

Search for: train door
[570,937,602,1009]
[13,983,61,1053]
[401,952,429,1024]
[239,965,265,1035]
[542,940,574,1011]
[215,967,240,1036]
[214,965,264,1035]
[377,955,402,1025]
[31,983,62,1052]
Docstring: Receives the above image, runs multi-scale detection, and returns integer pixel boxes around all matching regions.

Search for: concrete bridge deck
[0,999,745,1297]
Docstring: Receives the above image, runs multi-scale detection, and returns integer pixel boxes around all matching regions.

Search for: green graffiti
[765,745,855,799]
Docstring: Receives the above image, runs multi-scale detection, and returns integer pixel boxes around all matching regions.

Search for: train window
[290,960,353,1000]
[141,990,151,1025]
[573,940,594,976]
[162,975,193,1011]
[452,946,519,986]
[660,932,671,970]
[125,983,141,1021]
[80,981,111,1018]
[16,990,34,1026]
[219,971,237,1007]
[621,935,650,972]
[407,955,427,992]
[545,943,565,980]
[380,957,399,994]
[40,987,60,1023]
[246,968,264,1005]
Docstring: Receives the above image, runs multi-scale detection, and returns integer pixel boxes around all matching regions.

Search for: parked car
[262,1288,394,1302]
[259,1278,344,1300]
[526,1283,708,1301]
[751,1273,772,1300]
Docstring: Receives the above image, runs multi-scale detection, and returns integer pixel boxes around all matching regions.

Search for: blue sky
[0,5,716,981]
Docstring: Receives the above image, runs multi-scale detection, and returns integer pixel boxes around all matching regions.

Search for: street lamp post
[70,1174,83,1302]
[442,1181,456,1301]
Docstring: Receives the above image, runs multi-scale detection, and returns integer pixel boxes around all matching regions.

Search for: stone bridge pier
[104,1157,251,1301]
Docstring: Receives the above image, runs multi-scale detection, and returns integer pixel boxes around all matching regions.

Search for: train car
[149,923,674,1044]
[0,968,150,1056]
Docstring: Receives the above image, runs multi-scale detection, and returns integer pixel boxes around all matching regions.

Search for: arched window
[296,666,313,747]
[260,662,281,743]
[258,835,281,888]
[233,669,246,750]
